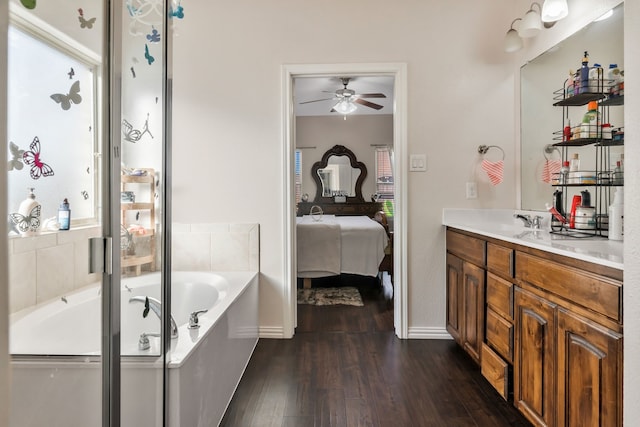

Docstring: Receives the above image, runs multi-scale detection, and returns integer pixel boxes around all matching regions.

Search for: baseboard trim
[259,326,285,338]
[407,326,453,340]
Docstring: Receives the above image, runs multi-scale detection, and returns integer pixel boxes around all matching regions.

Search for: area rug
[297,287,364,306]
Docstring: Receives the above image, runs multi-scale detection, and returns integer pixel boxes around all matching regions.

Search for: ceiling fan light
[541,0,568,23]
[334,100,357,115]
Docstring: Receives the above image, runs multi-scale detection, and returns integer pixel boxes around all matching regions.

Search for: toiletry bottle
[613,161,623,185]
[608,188,624,240]
[567,70,575,97]
[569,194,582,229]
[560,161,570,185]
[580,51,589,93]
[607,64,620,95]
[589,63,603,92]
[569,153,580,184]
[16,187,41,235]
[58,198,71,230]
[551,189,565,231]
[581,189,591,207]
[581,101,600,138]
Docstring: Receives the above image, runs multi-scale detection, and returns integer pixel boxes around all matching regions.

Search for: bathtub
[10,271,259,427]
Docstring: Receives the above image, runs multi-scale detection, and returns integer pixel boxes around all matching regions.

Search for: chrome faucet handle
[188,309,209,329]
[532,215,544,229]
[138,332,161,351]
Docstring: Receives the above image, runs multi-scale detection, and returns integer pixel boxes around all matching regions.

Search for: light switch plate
[409,154,427,172]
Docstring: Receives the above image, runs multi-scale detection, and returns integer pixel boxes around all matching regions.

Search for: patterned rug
[297,286,364,306]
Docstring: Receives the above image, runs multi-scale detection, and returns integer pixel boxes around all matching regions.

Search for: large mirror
[311,144,367,202]
[520,4,624,210]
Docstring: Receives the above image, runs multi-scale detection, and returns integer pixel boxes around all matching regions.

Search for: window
[375,146,394,218]
[295,149,302,203]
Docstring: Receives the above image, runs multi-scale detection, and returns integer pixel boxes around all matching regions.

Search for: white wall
[172,0,520,335]
[1,0,9,423]
[296,114,393,201]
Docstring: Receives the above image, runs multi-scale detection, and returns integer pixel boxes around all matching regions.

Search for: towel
[541,159,562,184]
[481,159,504,185]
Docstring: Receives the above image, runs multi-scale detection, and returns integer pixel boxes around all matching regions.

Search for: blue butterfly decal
[170,4,184,19]
[144,44,155,65]
[146,27,160,43]
[126,1,138,17]
[10,204,41,233]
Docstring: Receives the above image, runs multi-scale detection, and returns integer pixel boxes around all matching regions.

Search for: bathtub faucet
[129,296,179,339]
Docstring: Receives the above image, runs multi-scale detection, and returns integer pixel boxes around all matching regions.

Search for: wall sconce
[504,18,523,53]
[519,3,542,38]
[541,0,569,23]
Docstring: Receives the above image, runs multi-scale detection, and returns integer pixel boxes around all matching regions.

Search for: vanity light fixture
[519,2,543,38]
[541,0,569,23]
[504,18,523,53]
[333,99,357,115]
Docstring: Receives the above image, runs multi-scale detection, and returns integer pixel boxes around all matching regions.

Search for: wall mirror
[520,4,624,210]
[311,145,367,202]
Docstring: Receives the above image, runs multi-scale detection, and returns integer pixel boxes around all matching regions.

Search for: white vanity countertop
[442,209,623,271]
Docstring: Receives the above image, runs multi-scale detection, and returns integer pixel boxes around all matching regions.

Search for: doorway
[282,63,408,339]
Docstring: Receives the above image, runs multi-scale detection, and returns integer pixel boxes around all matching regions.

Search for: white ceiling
[293,75,394,117]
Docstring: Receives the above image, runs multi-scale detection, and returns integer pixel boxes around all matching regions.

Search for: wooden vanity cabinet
[446,227,623,427]
[446,229,485,365]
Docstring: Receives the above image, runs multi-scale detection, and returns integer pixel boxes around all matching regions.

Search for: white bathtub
[10,271,259,427]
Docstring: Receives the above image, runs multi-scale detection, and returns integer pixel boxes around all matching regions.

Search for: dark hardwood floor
[220,276,531,427]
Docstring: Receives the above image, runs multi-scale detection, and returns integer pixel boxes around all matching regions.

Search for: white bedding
[296,215,389,278]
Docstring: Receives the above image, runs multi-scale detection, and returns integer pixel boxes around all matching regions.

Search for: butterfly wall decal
[78,8,97,29]
[50,80,82,110]
[8,142,25,171]
[170,3,184,19]
[126,1,139,17]
[68,67,75,79]
[81,190,89,200]
[131,66,136,78]
[22,136,55,180]
[144,44,155,65]
[10,204,41,233]
[122,114,154,143]
[146,27,161,43]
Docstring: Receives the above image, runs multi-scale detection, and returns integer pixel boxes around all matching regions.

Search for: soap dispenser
[11,187,42,236]
[58,198,71,231]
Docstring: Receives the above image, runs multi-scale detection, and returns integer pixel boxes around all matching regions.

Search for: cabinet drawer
[446,230,485,266]
[487,242,513,278]
[516,252,621,322]
[481,343,509,400]
[486,273,513,320]
[486,308,513,363]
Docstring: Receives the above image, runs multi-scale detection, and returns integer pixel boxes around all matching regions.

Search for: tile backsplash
[8,223,259,314]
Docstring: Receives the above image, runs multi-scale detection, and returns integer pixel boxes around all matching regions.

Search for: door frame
[281,63,408,338]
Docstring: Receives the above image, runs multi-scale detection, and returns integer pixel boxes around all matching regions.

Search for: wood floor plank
[221,279,532,427]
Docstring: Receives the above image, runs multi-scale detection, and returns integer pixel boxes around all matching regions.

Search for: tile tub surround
[172,223,259,272]
[442,209,623,270]
[8,226,102,313]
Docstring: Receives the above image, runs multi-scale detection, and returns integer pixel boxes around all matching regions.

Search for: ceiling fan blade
[354,98,384,110]
[355,93,386,99]
[299,97,335,104]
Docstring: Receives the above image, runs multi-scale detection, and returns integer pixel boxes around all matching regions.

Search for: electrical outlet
[466,182,477,199]
[409,154,427,172]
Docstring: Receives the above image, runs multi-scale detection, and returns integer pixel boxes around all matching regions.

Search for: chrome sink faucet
[129,296,179,339]
[514,214,543,229]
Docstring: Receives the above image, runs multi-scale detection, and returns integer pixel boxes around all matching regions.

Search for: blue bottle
[580,51,589,93]
[58,198,71,230]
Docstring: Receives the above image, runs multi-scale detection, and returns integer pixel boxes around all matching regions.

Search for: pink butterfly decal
[22,136,54,180]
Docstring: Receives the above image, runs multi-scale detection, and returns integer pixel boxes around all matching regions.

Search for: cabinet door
[557,309,622,427]
[446,253,464,344]
[514,288,556,427]
[462,261,485,364]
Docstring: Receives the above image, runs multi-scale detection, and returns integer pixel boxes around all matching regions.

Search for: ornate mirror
[311,145,367,202]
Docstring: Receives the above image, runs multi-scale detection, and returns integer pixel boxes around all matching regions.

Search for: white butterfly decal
[50,80,82,110]
[8,141,24,171]
[10,204,41,233]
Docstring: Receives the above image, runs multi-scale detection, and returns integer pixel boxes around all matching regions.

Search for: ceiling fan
[299,77,386,113]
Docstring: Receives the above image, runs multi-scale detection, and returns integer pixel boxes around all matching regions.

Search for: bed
[296,215,389,286]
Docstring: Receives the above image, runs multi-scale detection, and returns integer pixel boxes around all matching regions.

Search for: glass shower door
[6,1,110,425]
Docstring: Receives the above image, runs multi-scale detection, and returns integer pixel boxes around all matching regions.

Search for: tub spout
[129,296,179,339]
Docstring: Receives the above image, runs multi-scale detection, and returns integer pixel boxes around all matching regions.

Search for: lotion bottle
[58,198,71,231]
[16,187,41,236]
[608,188,623,240]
